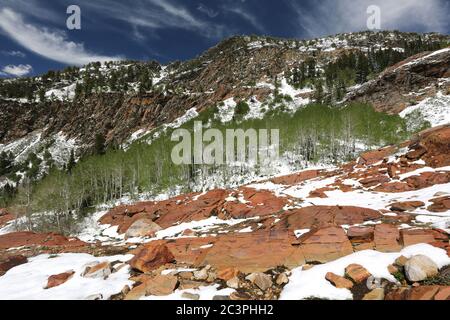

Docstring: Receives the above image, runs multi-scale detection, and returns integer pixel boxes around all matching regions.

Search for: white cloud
[82,0,225,39]
[2,64,32,77]
[289,0,449,38]
[1,50,26,58]
[0,8,122,66]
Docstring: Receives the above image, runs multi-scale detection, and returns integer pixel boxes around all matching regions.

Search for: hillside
[0,124,449,300]
[0,30,449,301]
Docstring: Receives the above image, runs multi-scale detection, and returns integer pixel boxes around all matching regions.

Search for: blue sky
[0,0,449,77]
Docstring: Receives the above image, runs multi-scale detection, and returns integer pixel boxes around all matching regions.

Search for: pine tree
[94,133,106,155]
[314,79,324,104]
[356,53,369,84]
[38,88,46,103]
[66,150,76,174]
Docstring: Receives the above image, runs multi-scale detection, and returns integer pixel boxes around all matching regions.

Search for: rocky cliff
[1,31,449,158]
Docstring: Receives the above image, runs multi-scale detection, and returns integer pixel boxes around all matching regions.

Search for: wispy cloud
[81,0,226,40]
[1,50,26,58]
[0,8,122,65]
[197,3,219,18]
[223,6,266,33]
[2,64,32,77]
[0,0,61,24]
[288,0,449,38]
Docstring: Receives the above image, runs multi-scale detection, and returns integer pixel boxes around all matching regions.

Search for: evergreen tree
[94,133,106,155]
[66,150,76,174]
[38,88,46,103]
[0,151,13,176]
[314,79,324,104]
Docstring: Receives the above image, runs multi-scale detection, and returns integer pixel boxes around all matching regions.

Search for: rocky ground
[0,125,449,300]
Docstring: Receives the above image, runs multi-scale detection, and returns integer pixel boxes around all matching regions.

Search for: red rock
[101,189,229,233]
[0,209,14,228]
[434,287,450,300]
[217,267,240,281]
[345,264,371,283]
[408,286,441,300]
[359,175,390,188]
[235,187,289,218]
[404,171,450,190]
[299,227,354,263]
[405,146,427,161]
[374,181,413,193]
[308,187,333,198]
[387,164,398,179]
[418,125,450,168]
[347,226,374,241]
[154,190,229,229]
[129,241,175,273]
[142,274,178,296]
[101,187,290,234]
[0,255,28,275]
[392,212,414,224]
[374,224,401,252]
[427,196,450,212]
[270,170,321,185]
[390,201,425,212]
[387,264,399,274]
[279,206,382,230]
[385,288,409,300]
[45,271,75,289]
[166,237,216,265]
[195,230,305,273]
[0,232,86,250]
[400,229,438,247]
[181,229,195,236]
[358,146,397,165]
[82,262,111,279]
[325,272,353,289]
[125,274,178,299]
[353,242,375,251]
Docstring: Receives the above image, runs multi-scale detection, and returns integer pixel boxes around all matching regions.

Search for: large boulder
[404,255,439,282]
[427,196,450,212]
[374,224,401,252]
[141,274,178,296]
[125,219,162,239]
[325,272,353,289]
[390,201,425,212]
[125,274,178,299]
[245,272,273,291]
[345,264,371,283]
[82,262,112,279]
[358,146,397,165]
[129,241,175,273]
